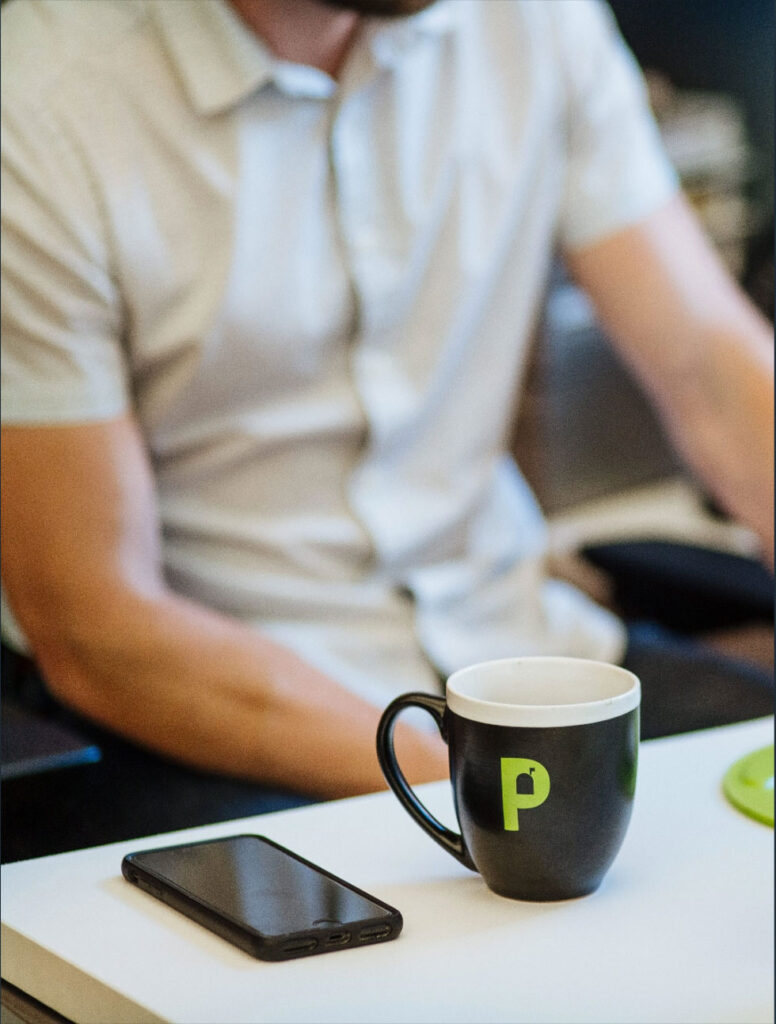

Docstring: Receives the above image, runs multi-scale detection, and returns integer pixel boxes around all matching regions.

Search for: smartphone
[121,834,402,961]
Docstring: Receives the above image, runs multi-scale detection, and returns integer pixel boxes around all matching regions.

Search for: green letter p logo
[501,758,550,831]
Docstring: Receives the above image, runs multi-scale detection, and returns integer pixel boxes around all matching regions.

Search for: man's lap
[1,723,316,863]
[1,644,315,863]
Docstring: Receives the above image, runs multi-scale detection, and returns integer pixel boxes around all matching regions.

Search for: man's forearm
[2,418,448,798]
[29,585,448,798]
[566,195,774,563]
[657,321,774,562]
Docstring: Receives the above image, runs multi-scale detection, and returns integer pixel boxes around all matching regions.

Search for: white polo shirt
[1,0,677,706]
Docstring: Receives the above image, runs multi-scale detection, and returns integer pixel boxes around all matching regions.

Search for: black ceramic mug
[377,657,640,901]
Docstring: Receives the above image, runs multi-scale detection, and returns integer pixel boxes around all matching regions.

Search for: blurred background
[513,0,774,519]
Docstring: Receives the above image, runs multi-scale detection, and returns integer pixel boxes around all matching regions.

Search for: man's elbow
[6,576,150,720]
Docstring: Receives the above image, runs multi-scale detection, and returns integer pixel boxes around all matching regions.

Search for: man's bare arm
[566,194,774,563]
[0,416,448,797]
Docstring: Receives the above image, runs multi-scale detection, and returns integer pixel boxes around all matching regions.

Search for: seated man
[1,0,772,857]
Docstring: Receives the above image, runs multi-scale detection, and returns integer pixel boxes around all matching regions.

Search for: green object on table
[722,745,774,827]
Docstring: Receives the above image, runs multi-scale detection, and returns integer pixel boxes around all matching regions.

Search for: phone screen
[127,835,394,937]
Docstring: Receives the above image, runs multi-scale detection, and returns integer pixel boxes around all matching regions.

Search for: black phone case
[121,834,403,961]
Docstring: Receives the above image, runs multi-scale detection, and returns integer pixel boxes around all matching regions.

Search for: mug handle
[376,692,475,870]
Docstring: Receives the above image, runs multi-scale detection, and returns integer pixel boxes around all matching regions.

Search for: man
[1,0,772,852]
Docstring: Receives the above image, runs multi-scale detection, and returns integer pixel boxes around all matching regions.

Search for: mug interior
[446,657,640,727]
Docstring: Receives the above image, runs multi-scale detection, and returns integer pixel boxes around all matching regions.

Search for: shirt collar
[367,1,459,69]
[150,0,276,115]
[151,0,459,116]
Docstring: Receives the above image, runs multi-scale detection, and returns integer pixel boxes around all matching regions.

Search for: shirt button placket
[330,90,401,568]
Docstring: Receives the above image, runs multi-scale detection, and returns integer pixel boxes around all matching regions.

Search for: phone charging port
[282,938,318,954]
[325,932,351,947]
[359,924,391,942]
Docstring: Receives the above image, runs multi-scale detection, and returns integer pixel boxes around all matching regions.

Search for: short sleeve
[1,94,129,424]
[552,0,679,252]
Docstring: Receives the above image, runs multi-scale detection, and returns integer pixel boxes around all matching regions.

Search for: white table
[2,718,773,1024]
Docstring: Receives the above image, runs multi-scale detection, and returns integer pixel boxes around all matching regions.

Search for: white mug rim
[446,656,640,728]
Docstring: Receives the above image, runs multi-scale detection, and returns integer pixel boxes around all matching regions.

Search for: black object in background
[1,703,101,781]
[122,834,402,961]
[583,540,774,633]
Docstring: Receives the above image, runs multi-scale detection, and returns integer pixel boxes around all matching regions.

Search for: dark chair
[582,540,774,633]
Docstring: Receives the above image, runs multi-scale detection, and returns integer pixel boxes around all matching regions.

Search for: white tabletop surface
[2,718,773,1024]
